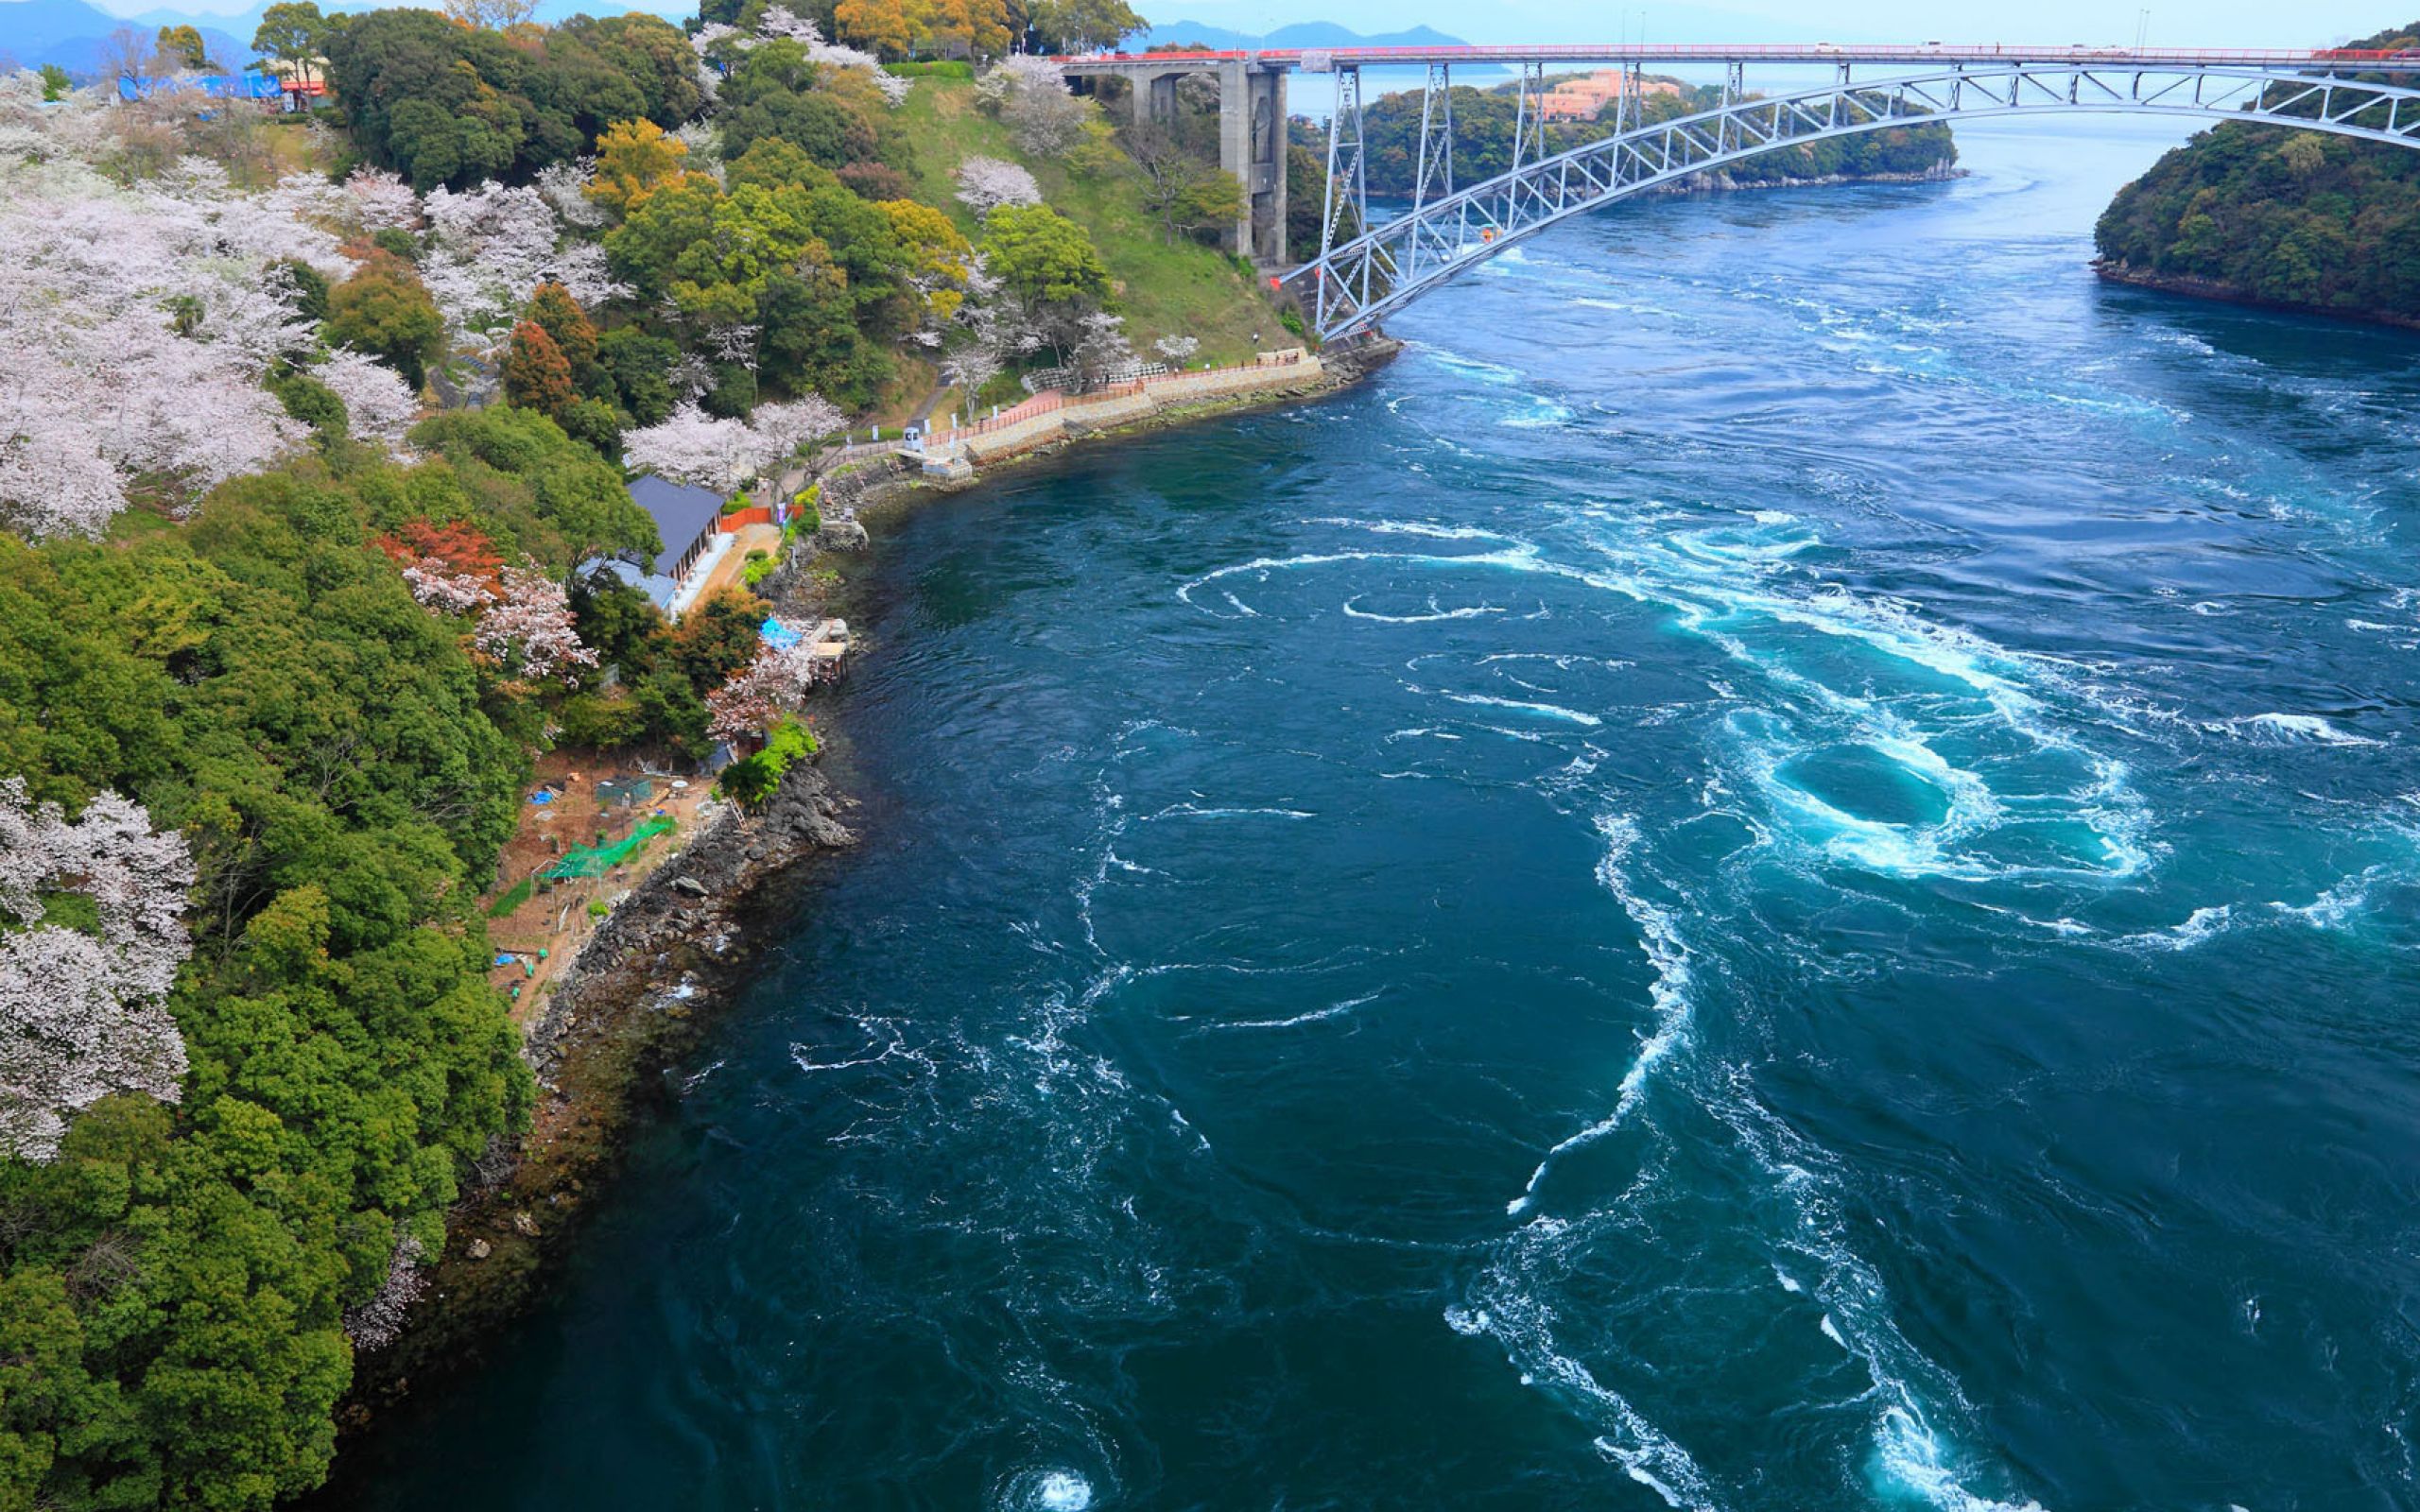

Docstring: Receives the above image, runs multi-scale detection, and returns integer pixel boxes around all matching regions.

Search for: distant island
[2095,19,2420,329]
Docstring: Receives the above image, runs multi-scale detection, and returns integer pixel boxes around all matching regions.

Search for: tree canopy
[2094,24,2420,323]
[324,8,702,189]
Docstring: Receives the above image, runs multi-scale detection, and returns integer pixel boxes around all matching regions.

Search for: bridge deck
[1060,43,2420,73]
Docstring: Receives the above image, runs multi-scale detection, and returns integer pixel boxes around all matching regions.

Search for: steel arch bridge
[1268,47,2420,341]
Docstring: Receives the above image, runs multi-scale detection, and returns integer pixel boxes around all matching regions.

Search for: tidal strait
[349,119,2420,1512]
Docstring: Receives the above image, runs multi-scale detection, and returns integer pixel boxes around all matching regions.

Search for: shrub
[1278,307,1305,338]
[741,550,776,587]
[370,227,420,263]
[269,368,347,437]
[556,397,623,461]
[717,714,817,805]
[555,692,646,748]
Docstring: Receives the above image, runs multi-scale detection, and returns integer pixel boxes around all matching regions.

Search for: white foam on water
[1716,1091,2048,1512]
[1342,595,1506,624]
[1501,399,1578,429]
[1210,990,1382,1032]
[1033,1470,1092,1511]
[1142,802,1315,821]
[1443,692,1603,728]
[1509,816,1692,1216]
[1875,1405,2048,1512]
[1773,1266,1805,1295]
[2223,712,2380,747]
[1219,591,1259,618]
[1301,516,1521,543]
[1418,346,1524,386]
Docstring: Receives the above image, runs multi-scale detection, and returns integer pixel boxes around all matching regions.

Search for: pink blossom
[0,779,195,1162]
[473,566,599,684]
[706,636,824,745]
[954,156,1043,217]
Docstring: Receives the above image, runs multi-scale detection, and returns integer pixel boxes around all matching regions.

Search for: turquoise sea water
[343,124,2420,1511]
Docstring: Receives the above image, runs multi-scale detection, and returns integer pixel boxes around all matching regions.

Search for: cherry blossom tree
[343,1236,428,1352]
[416,180,626,385]
[695,7,909,104]
[942,256,1043,394]
[624,397,843,490]
[0,778,195,1162]
[316,346,421,454]
[987,56,1087,154]
[473,566,598,684]
[954,155,1043,217]
[344,165,424,233]
[0,145,327,536]
[1152,334,1200,363]
[1071,309,1136,381]
[378,520,504,613]
[706,636,823,745]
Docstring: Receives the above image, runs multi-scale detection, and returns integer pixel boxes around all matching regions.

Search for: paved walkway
[686,523,785,609]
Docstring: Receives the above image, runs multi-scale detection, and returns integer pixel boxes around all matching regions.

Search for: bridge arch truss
[1294,59,2420,340]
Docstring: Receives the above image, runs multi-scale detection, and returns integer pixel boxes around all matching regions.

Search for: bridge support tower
[1078,57,1289,265]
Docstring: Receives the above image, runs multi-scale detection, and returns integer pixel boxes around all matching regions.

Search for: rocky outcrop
[815,517,871,553]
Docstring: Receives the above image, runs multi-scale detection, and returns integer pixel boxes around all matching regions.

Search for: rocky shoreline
[2094,260,2420,334]
[1655,160,1964,197]
[337,758,856,1425]
[324,340,1394,1448]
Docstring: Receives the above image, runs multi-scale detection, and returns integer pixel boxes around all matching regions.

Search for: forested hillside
[2094,21,2420,324]
[0,0,1319,1501]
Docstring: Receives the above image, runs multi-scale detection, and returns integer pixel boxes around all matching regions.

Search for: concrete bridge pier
[1220,61,1288,266]
[1072,58,1288,266]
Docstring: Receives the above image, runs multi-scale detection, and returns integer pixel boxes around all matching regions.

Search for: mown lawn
[898,79,1285,371]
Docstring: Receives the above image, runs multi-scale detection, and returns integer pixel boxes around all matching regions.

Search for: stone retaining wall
[951,354,1326,466]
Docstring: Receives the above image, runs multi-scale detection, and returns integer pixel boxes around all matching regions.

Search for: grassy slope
[897,79,1283,374]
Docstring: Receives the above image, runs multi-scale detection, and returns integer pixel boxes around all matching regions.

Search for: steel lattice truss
[1295,60,2420,341]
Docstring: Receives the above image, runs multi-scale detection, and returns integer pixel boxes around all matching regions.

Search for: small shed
[629,475,727,583]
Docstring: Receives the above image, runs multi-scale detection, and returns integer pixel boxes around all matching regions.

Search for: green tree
[156,23,211,71]
[251,2,330,91]
[978,203,1115,357]
[596,328,680,425]
[2094,25,2420,322]
[1026,0,1143,52]
[38,62,72,101]
[324,254,444,393]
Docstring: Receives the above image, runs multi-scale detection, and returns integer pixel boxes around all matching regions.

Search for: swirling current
[344,123,2420,1511]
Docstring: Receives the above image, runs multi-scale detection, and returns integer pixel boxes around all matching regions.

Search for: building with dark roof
[628,475,725,582]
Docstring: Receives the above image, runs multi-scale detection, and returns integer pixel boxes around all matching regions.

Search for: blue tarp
[761,616,803,650]
[117,73,282,103]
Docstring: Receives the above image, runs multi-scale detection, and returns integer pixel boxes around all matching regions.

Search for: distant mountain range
[1137,20,1466,50]
[2,0,262,72]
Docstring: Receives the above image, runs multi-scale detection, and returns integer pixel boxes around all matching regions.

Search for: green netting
[542,816,676,880]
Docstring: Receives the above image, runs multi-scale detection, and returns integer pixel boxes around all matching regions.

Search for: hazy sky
[50,0,2419,43]
[1140,0,2408,49]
